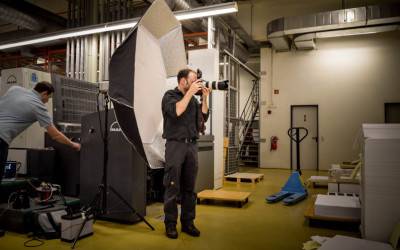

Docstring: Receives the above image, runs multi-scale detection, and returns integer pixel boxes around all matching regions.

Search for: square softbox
[109,0,187,168]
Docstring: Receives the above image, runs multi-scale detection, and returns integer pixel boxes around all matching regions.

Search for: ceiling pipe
[200,0,259,51]
[148,0,206,32]
[0,2,43,32]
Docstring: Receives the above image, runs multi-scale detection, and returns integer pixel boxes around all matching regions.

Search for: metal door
[385,103,400,123]
[291,106,318,170]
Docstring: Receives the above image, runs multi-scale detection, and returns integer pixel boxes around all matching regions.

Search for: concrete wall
[259,31,400,170]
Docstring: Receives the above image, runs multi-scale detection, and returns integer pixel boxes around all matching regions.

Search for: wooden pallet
[197,189,251,208]
[224,173,264,184]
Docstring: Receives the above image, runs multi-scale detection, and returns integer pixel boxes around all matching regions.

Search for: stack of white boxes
[315,194,361,219]
[361,124,400,242]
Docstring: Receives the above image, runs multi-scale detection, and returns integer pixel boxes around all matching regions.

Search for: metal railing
[238,79,259,158]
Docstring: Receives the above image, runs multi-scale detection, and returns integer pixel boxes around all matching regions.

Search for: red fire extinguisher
[270,136,279,151]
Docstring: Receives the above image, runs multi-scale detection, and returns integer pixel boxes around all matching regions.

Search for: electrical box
[61,213,93,242]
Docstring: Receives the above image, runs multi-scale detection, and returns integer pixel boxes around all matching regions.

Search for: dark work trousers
[0,138,9,199]
[163,140,198,226]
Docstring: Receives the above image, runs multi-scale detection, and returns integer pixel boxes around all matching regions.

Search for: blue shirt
[0,86,53,145]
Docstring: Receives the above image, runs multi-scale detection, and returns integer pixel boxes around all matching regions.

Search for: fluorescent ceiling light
[0,2,238,50]
[0,21,138,50]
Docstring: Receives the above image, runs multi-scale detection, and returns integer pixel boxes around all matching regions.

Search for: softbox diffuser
[109,0,187,168]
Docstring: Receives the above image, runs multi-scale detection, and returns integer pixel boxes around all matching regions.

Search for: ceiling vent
[266,3,400,51]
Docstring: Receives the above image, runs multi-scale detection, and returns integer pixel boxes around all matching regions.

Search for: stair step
[240,158,258,161]
[240,161,259,164]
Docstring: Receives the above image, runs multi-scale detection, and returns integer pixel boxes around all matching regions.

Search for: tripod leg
[71,184,104,248]
[108,185,155,231]
[87,185,104,223]
[71,213,89,249]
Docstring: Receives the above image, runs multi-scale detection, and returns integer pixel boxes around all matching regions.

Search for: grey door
[291,106,318,170]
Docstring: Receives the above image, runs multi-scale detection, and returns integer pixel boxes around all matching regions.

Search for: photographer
[161,68,210,239]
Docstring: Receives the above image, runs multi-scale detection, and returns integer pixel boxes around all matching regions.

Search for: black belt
[168,138,197,144]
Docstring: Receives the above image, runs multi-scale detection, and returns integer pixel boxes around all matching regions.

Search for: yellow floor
[0,168,359,250]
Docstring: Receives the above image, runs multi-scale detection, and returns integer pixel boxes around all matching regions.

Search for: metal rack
[52,74,99,133]
[222,52,240,175]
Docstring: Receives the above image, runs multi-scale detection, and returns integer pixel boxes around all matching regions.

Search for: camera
[196,69,229,95]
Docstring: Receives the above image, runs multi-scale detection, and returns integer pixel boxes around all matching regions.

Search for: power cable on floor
[23,235,44,248]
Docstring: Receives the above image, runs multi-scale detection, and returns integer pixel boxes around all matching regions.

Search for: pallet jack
[266,127,309,205]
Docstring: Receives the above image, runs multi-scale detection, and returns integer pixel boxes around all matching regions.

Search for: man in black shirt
[161,68,210,239]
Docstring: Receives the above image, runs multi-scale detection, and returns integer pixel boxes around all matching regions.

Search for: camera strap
[184,97,196,138]
[196,97,206,135]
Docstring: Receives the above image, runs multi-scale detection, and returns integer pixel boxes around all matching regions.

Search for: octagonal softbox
[109,0,187,168]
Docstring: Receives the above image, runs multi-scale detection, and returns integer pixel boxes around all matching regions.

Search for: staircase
[238,80,260,166]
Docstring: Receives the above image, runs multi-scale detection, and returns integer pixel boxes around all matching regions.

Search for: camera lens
[204,80,229,90]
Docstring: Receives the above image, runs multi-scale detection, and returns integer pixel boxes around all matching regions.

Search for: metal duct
[0,29,38,42]
[269,36,290,52]
[216,22,251,62]
[66,40,71,77]
[148,0,197,10]
[71,39,76,78]
[80,37,84,80]
[201,0,258,58]
[0,3,42,31]
[220,14,258,50]
[165,0,191,10]
[75,38,80,79]
[267,3,400,50]
[145,0,203,32]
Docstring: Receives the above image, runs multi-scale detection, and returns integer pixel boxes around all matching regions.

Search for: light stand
[71,91,154,249]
